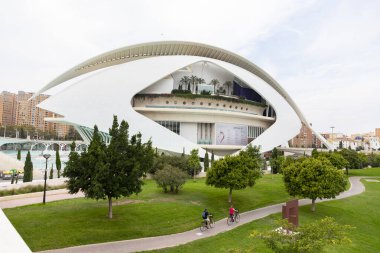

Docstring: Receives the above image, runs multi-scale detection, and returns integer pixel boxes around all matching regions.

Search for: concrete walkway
[0,189,84,209]
[34,176,368,253]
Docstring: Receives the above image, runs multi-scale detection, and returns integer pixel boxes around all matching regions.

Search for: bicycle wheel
[227,217,232,226]
[210,218,215,228]
[235,214,240,223]
[200,222,206,232]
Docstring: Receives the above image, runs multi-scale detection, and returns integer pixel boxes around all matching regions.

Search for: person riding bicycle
[229,205,235,222]
[202,208,210,227]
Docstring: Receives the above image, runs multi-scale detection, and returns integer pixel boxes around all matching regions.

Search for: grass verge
[147,168,380,252]
[4,174,291,251]
[0,184,66,197]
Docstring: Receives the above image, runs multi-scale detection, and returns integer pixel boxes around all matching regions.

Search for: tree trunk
[311,198,316,212]
[228,188,233,203]
[108,195,113,219]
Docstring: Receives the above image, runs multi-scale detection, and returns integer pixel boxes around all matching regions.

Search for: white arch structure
[35,41,332,155]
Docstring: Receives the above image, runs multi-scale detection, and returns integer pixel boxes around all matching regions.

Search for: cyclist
[202,208,210,227]
[229,205,235,222]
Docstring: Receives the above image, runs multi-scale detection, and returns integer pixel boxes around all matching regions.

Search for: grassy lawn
[148,168,380,253]
[348,167,380,176]
[4,174,292,251]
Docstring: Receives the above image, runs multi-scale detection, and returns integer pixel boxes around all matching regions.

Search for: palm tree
[224,81,232,95]
[210,79,220,94]
[196,77,205,94]
[179,76,190,90]
[190,75,198,93]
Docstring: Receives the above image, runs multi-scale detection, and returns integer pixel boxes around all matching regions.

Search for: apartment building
[0,91,16,126]
[0,90,69,138]
[290,123,322,148]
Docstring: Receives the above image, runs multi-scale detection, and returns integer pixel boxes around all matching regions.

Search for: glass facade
[197,123,213,144]
[248,126,265,139]
[156,121,180,134]
[77,125,111,144]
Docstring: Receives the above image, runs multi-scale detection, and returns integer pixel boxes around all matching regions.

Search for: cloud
[0,0,378,134]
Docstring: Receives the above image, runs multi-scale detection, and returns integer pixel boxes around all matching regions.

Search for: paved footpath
[27,176,369,253]
[0,189,84,209]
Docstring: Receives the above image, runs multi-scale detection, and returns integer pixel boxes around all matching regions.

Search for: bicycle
[227,209,240,225]
[200,214,215,232]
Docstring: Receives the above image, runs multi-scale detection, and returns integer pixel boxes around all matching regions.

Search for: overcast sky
[0,0,379,134]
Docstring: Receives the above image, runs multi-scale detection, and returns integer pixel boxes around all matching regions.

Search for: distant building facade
[0,90,70,138]
[290,123,322,148]
[376,128,380,140]
[322,130,380,151]
[0,91,16,126]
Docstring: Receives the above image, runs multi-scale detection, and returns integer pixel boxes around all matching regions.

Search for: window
[156,121,180,134]
[248,126,266,138]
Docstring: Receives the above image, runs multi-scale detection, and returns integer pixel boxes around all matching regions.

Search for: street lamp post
[42,153,51,204]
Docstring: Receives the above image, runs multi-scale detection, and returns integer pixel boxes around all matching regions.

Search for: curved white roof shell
[36,41,332,153]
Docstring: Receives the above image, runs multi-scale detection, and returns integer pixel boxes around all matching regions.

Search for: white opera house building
[34,41,331,157]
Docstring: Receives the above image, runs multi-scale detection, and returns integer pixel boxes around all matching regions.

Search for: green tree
[311,148,318,158]
[179,76,190,90]
[23,150,33,182]
[340,148,362,169]
[224,81,232,95]
[204,152,210,172]
[210,79,220,94]
[17,149,21,160]
[368,153,380,167]
[283,157,348,211]
[253,217,353,253]
[269,147,284,174]
[206,145,262,203]
[190,75,198,93]
[317,152,349,174]
[20,127,26,139]
[151,154,187,174]
[358,152,368,168]
[63,141,79,189]
[187,149,201,179]
[211,151,215,165]
[154,165,187,193]
[56,149,61,178]
[339,140,343,149]
[64,117,154,219]
[49,164,53,179]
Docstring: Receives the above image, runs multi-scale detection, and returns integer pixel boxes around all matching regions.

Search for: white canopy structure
[35,41,332,156]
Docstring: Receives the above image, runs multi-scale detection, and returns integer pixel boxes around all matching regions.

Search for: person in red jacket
[229,205,235,221]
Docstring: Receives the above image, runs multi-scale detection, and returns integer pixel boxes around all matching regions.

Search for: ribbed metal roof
[34,41,287,99]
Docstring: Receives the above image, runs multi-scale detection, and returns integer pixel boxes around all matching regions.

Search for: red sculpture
[282,199,299,227]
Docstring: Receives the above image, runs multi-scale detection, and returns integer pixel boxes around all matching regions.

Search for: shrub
[0,184,66,197]
[252,217,353,253]
[171,89,192,94]
[200,90,211,95]
[154,165,188,193]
